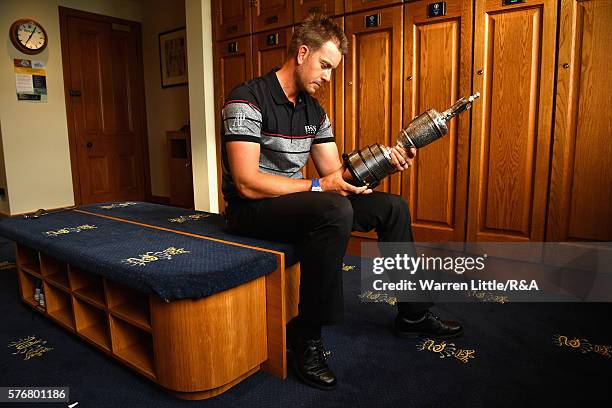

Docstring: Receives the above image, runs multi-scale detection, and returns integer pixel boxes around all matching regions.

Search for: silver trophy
[342,93,480,188]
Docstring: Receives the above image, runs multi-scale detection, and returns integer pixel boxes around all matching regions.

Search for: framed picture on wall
[159,27,188,88]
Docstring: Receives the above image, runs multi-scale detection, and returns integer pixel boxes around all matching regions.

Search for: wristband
[311,178,323,192]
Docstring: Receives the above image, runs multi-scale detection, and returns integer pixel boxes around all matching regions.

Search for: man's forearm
[234,171,312,200]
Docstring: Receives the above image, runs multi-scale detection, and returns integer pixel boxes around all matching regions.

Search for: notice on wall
[14,59,47,102]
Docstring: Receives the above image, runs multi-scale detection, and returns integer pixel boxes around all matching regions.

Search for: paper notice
[15,74,34,93]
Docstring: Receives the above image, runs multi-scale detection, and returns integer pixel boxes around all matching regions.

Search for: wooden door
[212,0,252,41]
[294,0,344,20]
[302,17,345,179]
[253,0,294,33]
[547,0,612,242]
[64,13,146,204]
[167,131,193,208]
[345,0,402,13]
[403,0,473,242]
[253,27,293,76]
[214,36,253,211]
[345,6,403,195]
[467,0,558,244]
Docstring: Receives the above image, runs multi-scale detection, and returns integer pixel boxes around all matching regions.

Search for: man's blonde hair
[289,13,348,56]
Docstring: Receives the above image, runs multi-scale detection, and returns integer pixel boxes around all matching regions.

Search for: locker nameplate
[428,2,447,18]
[503,0,525,5]
[265,15,279,25]
[228,42,238,53]
[267,33,279,46]
[365,14,380,28]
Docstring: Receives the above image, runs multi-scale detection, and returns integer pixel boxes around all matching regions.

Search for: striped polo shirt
[220,68,335,202]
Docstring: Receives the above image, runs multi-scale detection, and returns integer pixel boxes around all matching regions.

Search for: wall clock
[9,19,48,54]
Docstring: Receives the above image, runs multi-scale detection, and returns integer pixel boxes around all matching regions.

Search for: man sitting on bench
[220,14,463,391]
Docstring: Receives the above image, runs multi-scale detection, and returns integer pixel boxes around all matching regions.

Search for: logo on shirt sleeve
[304,125,317,135]
[233,112,246,128]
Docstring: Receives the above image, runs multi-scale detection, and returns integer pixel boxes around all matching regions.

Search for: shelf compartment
[73,297,110,351]
[70,265,106,308]
[40,254,70,290]
[110,315,155,378]
[44,283,74,330]
[15,244,41,275]
[106,280,151,331]
[18,269,44,310]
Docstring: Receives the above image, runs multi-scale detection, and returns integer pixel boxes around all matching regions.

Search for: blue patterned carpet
[0,238,610,408]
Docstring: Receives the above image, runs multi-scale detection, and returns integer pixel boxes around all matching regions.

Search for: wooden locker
[253,0,294,33]
[252,27,293,76]
[213,36,254,211]
[547,0,612,242]
[344,6,403,195]
[403,0,473,242]
[345,0,402,14]
[303,17,345,180]
[212,0,252,41]
[467,0,558,244]
[294,0,344,20]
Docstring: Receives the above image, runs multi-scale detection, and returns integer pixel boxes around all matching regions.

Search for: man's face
[295,40,342,95]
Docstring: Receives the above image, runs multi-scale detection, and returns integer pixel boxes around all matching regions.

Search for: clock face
[10,19,47,54]
[17,22,46,50]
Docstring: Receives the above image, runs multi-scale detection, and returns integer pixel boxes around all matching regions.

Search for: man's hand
[321,167,372,196]
[389,144,417,172]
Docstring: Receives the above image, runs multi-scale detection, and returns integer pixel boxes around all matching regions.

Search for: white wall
[141,0,189,198]
[0,0,143,215]
[0,0,217,215]
[186,0,218,213]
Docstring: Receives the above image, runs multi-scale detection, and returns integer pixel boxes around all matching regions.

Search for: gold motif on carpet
[122,247,190,266]
[358,290,397,306]
[466,290,509,304]
[8,335,53,361]
[43,224,97,237]
[99,202,139,209]
[168,214,211,223]
[417,338,476,364]
[553,334,611,358]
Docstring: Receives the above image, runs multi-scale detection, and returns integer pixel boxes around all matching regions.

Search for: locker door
[253,0,294,33]
[547,0,612,242]
[467,0,558,246]
[294,0,344,20]
[253,27,293,76]
[403,0,473,242]
[345,0,402,14]
[213,36,254,211]
[212,0,252,41]
[345,6,403,195]
[302,17,345,179]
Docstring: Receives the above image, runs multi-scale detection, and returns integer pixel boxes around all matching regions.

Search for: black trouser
[226,191,432,326]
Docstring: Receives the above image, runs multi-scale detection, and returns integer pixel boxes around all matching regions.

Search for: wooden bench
[3,203,300,400]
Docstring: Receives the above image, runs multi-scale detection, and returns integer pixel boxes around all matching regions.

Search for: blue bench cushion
[0,203,295,300]
[77,202,299,266]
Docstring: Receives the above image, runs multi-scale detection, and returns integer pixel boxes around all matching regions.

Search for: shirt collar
[264,68,306,107]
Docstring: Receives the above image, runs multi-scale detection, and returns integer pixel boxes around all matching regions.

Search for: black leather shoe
[394,311,463,339]
[291,339,337,390]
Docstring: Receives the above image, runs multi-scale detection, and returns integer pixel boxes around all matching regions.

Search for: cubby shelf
[16,244,41,275]
[44,283,74,330]
[111,315,155,378]
[15,243,155,379]
[18,268,43,309]
[70,266,106,308]
[106,280,151,331]
[11,241,269,400]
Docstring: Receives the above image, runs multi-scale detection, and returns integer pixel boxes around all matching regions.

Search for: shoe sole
[393,328,464,340]
[290,354,337,391]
